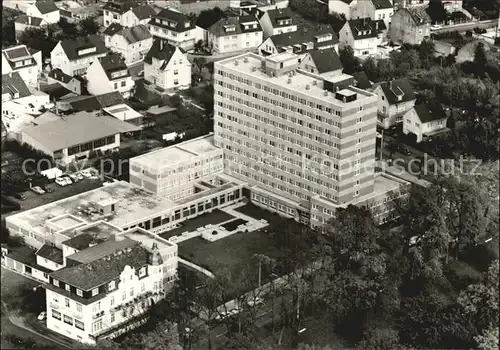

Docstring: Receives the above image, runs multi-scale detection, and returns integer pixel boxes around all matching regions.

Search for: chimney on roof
[375,21,379,30]
[160,39,164,51]
[389,79,393,89]
[28,16,32,25]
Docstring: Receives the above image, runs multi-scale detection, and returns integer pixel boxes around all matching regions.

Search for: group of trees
[18,17,100,58]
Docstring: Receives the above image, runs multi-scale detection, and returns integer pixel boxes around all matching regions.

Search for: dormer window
[92,288,98,296]
[184,21,190,28]
[78,47,97,56]
[77,289,83,296]
[139,267,146,277]
[109,281,116,290]
[397,95,403,101]
[53,279,59,287]
[65,284,71,292]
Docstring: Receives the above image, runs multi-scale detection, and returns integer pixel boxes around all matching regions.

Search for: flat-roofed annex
[130,134,221,172]
[7,181,177,236]
[216,52,376,107]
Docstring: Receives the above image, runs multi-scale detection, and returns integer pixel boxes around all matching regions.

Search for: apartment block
[213,52,397,226]
[129,135,224,201]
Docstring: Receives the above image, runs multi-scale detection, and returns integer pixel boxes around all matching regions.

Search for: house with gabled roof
[352,0,394,28]
[149,8,197,51]
[2,45,43,88]
[47,68,86,95]
[50,35,109,76]
[258,7,297,37]
[258,25,339,58]
[373,77,416,129]
[403,103,449,142]
[328,0,358,19]
[103,0,157,28]
[103,23,153,65]
[339,18,386,56]
[14,16,48,41]
[26,0,60,24]
[390,6,430,45]
[298,48,343,77]
[2,72,51,133]
[122,4,157,27]
[144,39,191,92]
[198,15,263,55]
[86,54,135,98]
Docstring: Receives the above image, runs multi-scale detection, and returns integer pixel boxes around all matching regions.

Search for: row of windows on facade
[65,135,116,156]
[216,131,367,166]
[216,78,366,115]
[217,113,365,145]
[220,137,367,176]
[150,25,190,38]
[114,80,128,90]
[251,193,296,214]
[121,190,241,230]
[227,164,345,203]
[52,266,148,296]
[215,101,366,140]
[155,166,223,187]
[134,154,223,176]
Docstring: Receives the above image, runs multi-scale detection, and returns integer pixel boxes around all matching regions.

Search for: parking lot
[5,176,103,214]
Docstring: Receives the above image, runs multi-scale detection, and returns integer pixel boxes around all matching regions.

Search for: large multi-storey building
[213,52,408,227]
[129,135,224,201]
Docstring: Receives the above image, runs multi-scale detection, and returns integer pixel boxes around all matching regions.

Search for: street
[432,18,497,34]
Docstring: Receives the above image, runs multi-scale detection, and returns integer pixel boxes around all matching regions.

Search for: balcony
[92,310,105,319]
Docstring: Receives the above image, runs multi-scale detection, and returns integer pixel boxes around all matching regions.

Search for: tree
[357,326,401,349]
[475,326,499,349]
[457,260,499,332]
[426,0,447,24]
[473,41,488,69]
[339,46,360,74]
[18,28,57,58]
[362,57,378,82]
[194,39,204,53]
[193,57,207,73]
[58,17,79,39]
[79,17,100,36]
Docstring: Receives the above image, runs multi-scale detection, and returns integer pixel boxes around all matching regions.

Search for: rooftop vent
[234,60,239,66]
[243,57,249,63]
[287,78,292,84]
[305,84,310,90]
[324,90,328,96]
[251,66,257,72]
[313,80,317,86]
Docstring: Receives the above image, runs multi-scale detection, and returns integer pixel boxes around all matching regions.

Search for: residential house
[2,45,43,88]
[86,54,135,98]
[26,0,60,24]
[403,103,448,142]
[103,24,153,65]
[144,39,191,92]
[148,8,197,51]
[47,69,86,95]
[258,25,339,58]
[57,91,125,113]
[298,48,343,77]
[339,18,386,56]
[200,15,263,55]
[14,16,47,41]
[44,230,177,344]
[258,7,297,38]
[443,0,462,13]
[50,35,108,76]
[103,1,157,27]
[352,0,394,28]
[2,72,51,133]
[21,110,139,164]
[373,78,416,129]
[328,0,358,19]
[403,0,430,7]
[390,7,430,45]
[122,4,157,27]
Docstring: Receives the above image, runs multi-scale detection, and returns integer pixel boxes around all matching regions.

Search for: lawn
[178,230,282,288]
[221,218,248,231]
[159,209,235,240]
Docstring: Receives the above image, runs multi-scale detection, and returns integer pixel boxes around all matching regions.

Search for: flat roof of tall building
[130,134,221,171]
[7,181,177,235]
[216,53,375,105]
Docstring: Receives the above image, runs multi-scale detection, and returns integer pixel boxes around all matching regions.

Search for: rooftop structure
[103,104,142,122]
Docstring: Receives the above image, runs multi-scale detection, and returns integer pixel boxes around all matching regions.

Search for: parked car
[75,172,85,181]
[68,173,79,182]
[399,146,412,156]
[42,186,54,193]
[430,24,442,31]
[61,175,73,184]
[247,297,264,307]
[31,186,46,195]
[55,177,68,186]
[14,193,27,201]
[80,169,92,178]
[37,311,47,321]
